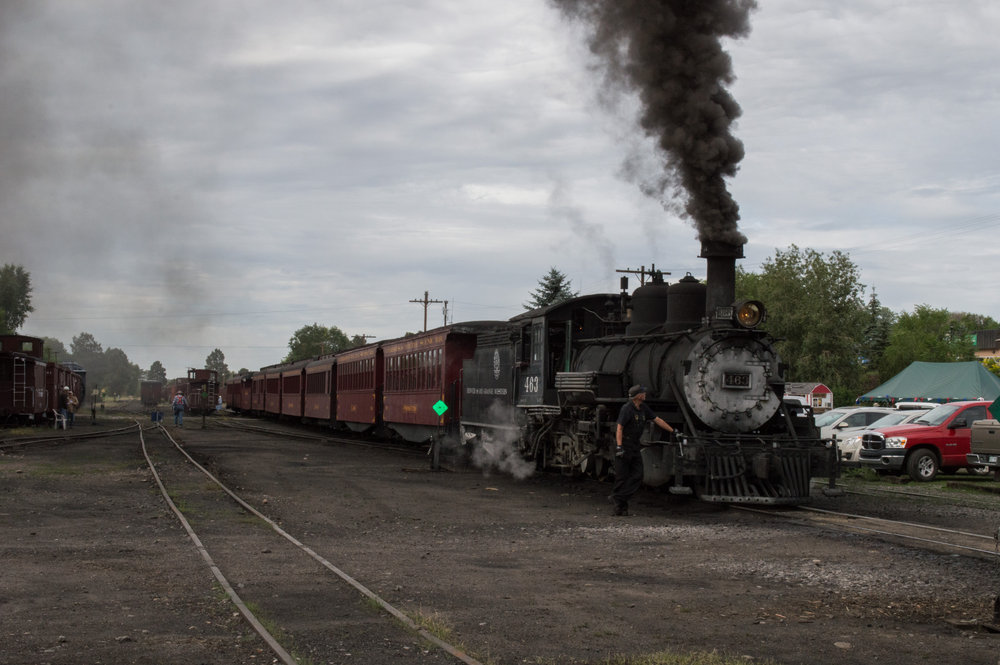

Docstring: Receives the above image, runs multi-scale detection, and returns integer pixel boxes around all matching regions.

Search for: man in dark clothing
[612,384,674,516]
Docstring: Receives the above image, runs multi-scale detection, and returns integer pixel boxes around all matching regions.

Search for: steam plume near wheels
[550,0,756,245]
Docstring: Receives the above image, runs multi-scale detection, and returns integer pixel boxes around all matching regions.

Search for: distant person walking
[612,385,674,516]
[171,392,188,427]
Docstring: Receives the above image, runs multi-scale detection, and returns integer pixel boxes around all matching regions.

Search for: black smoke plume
[551,0,756,245]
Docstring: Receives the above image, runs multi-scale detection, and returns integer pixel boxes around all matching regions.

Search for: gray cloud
[2,0,998,378]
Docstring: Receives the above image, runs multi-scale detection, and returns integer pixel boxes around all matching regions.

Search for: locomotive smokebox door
[680,336,781,433]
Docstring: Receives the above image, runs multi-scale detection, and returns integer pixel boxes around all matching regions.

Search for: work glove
[614,446,624,458]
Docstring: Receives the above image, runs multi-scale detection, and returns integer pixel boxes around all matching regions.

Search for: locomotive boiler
[460,241,836,504]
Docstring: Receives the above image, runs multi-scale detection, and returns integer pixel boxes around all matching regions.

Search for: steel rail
[138,422,298,665]
[0,423,140,450]
[733,504,1000,559]
[150,423,483,665]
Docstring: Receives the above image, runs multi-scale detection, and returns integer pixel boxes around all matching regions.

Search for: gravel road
[3,419,1000,665]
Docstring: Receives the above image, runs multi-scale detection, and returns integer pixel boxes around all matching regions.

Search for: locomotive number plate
[722,372,752,389]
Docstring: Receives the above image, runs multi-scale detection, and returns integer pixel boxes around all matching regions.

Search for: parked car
[814,406,894,440]
[894,401,937,411]
[859,400,992,481]
[836,408,933,466]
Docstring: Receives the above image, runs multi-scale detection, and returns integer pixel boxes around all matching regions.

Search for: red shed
[335,344,382,432]
[304,355,337,422]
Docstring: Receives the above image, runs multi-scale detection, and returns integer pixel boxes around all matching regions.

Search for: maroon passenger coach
[381,323,498,443]
[281,360,310,419]
[335,343,382,433]
[304,355,337,421]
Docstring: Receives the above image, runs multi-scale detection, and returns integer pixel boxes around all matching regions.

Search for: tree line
[734,246,998,406]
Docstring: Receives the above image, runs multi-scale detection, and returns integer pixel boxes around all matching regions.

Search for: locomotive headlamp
[735,300,766,328]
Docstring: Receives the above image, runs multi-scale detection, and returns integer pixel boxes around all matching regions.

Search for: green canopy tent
[858,361,1000,405]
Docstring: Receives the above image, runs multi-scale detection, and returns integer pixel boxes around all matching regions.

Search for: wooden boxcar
[140,380,163,406]
[335,344,383,433]
[0,335,48,423]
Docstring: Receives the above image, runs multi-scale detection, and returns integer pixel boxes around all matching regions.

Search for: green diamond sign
[432,400,448,416]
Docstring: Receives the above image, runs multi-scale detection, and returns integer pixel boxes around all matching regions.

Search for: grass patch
[408,608,456,642]
[405,608,504,664]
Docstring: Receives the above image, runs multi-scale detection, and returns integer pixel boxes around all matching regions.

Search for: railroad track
[141,422,480,664]
[735,503,1000,561]
[0,422,139,451]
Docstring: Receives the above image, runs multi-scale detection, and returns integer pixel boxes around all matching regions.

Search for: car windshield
[867,412,912,429]
[814,409,851,427]
[910,403,961,426]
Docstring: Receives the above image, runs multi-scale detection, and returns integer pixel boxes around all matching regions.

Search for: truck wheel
[906,450,938,482]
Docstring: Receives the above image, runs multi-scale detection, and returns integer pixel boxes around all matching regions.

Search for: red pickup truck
[858,400,991,481]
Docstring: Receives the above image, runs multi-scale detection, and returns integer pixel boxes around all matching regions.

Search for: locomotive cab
[509,294,625,409]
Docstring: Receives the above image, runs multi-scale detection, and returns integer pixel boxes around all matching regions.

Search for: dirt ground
[3,416,1000,665]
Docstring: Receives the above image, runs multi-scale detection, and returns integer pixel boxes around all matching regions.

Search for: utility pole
[410,291,443,332]
[442,300,449,327]
[615,264,670,286]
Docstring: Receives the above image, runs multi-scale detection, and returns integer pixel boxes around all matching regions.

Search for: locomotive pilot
[612,384,674,516]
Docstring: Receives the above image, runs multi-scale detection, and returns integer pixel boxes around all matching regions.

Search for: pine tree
[524,267,578,310]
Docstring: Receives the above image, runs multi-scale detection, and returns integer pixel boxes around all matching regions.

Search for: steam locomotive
[459,241,836,504]
[226,241,837,505]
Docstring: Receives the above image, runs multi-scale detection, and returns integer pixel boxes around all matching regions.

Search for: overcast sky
[3,1,998,379]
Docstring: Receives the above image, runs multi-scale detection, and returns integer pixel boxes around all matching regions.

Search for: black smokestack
[701,239,743,314]
[550,0,755,245]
